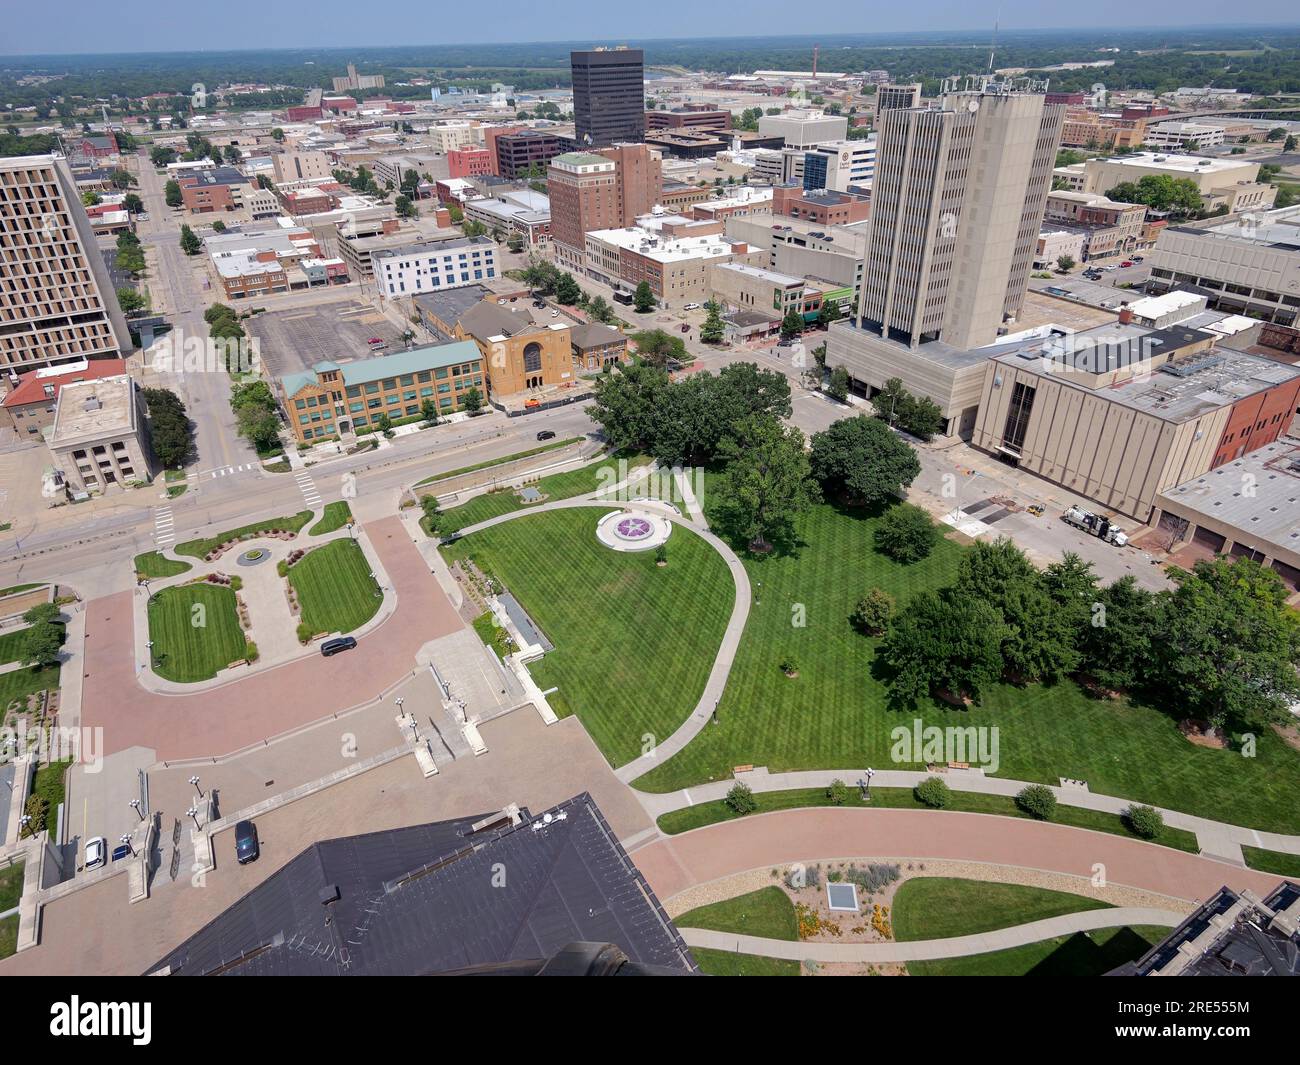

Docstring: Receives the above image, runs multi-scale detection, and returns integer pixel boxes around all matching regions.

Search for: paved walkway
[80,515,464,761]
[629,807,1286,908]
[636,766,1300,864]
[452,478,752,784]
[680,907,1188,964]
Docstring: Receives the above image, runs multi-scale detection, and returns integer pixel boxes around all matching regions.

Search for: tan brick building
[48,374,154,492]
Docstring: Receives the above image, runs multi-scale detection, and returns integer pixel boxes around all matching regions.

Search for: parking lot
[245,298,407,380]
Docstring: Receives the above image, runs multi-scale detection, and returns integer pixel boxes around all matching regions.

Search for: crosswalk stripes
[294,469,322,508]
[154,505,175,547]
[206,462,256,480]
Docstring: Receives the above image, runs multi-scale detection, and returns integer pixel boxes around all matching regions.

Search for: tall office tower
[571,47,646,148]
[858,77,1064,350]
[872,83,922,129]
[548,143,662,271]
[0,154,132,376]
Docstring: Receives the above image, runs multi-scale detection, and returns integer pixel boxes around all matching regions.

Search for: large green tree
[587,360,671,451]
[633,281,656,313]
[713,415,820,552]
[142,387,192,469]
[882,591,1007,707]
[809,415,920,507]
[1153,557,1300,729]
[1077,575,1156,694]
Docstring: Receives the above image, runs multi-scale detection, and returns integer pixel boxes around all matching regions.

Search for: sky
[3,2,1297,56]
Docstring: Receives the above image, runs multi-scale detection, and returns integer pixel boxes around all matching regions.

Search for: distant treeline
[3,27,1300,116]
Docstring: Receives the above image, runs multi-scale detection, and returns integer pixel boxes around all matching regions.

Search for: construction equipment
[1061,505,1128,546]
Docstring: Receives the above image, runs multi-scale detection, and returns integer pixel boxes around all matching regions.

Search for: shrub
[724,782,758,816]
[784,864,822,890]
[296,622,317,645]
[843,863,900,893]
[914,776,951,809]
[850,588,894,635]
[826,778,848,806]
[1124,804,1164,840]
[1016,784,1058,821]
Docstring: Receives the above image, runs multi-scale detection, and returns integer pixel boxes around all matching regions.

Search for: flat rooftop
[373,235,495,261]
[1167,205,1300,252]
[50,375,135,442]
[1089,151,1258,177]
[1158,438,1300,554]
[714,261,804,287]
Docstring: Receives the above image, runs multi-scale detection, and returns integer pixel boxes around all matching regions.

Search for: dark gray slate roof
[149,793,695,976]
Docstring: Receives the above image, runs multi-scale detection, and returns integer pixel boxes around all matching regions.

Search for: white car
[550,310,559,318]
[683,302,702,311]
[85,836,107,871]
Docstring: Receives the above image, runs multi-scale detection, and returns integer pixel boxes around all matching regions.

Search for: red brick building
[447,146,493,178]
[772,185,871,225]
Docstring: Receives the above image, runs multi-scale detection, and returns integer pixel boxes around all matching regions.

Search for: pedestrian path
[679,907,1188,965]
[152,506,174,547]
[293,469,322,509]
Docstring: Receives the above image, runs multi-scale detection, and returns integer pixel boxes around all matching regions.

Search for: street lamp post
[186,805,201,829]
[128,798,144,822]
[120,834,135,858]
[189,775,203,798]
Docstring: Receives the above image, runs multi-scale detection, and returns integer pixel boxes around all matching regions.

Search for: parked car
[1131,255,1144,262]
[525,398,541,409]
[550,310,559,318]
[536,429,556,441]
[1120,261,1134,268]
[235,820,260,864]
[320,636,357,657]
[367,337,386,347]
[85,836,107,871]
[533,299,546,308]
[683,302,701,311]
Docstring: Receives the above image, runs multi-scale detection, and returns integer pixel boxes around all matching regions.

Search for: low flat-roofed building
[1146,205,1300,326]
[462,190,552,247]
[2,357,130,436]
[1043,190,1147,262]
[971,321,1300,520]
[709,261,822,320]
[48,374,154,492]
[1082,151,1276,215]
[1153,438,1300,590]
[279,339,486,442]
[373,235,498,299]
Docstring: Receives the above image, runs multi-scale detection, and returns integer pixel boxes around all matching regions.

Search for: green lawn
[442,508,735,766]
[1242,846,1300,880]
[414,436,584,487]
[0,623,65,668]
[432,452,652,536]
[0,662,60,714]
[893,877,1113,941]
[289,538,383,638]
[0,861,25,911]
[908,925,1171,976]
[133,551,192,579]
[471,610,514,659]
[632,495,1300,834]
[676,887,799,941]
[690,948,800,976]
[146,583,249,682]
[31,759,70,823]
[174,510,313,558]
[308,501,353,536]
[655,786,1200,852]
[0,584,43,598]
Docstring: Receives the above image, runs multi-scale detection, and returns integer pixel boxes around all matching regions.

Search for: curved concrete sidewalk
[636,766,1300,864]
[630,807,1288,907]
[453,484,752,785]
[681,907,1187,964]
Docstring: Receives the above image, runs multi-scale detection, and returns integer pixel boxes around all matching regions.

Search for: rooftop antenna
[812,43,819,79]
[987,8,1000,75]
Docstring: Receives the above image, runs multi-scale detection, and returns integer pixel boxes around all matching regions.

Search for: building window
[523,342,542,374]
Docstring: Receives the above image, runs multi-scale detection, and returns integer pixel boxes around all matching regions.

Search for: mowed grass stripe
[632,491,1300,835]
[147,584,247,683]
[290,538,383,637]
[443,508,735,767]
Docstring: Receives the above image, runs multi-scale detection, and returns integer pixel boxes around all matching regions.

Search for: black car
[320,636,357,657]
[536,430,556,441]
[235,820,259,864]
